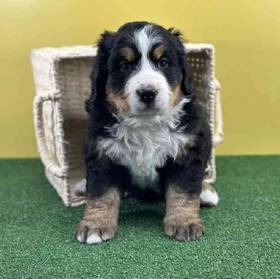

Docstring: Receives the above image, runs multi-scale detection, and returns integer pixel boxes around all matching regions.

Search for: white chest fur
[97,102,195,189]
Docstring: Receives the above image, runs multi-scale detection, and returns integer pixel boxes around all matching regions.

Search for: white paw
[74,179,86,196]
[76,233,83,243]
[200,189,219,207]
[85,233,103,244]
[76,228,108,245]
[75,221,117,245]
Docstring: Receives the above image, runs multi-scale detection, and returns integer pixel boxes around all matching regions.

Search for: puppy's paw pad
[164,221,204,241]
[75,221,116,245]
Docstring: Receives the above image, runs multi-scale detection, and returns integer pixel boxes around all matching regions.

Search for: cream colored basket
[31,44,224,207]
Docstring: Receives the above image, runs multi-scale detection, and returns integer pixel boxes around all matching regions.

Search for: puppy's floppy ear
[86,31,117,113]
[168,28,193,97]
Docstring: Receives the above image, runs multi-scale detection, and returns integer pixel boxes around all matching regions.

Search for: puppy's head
[90,21,192,117]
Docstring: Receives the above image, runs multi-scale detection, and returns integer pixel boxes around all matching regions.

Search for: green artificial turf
[0,156,279,278]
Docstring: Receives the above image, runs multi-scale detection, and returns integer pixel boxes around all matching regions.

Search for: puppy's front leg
[164,184,204,241]
[75,187,120,245]
[163,154,207,241]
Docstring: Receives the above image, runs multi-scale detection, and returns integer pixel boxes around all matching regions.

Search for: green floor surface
[0,156,279,278]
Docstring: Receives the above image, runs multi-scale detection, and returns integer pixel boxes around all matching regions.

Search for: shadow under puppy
[75,21,219,244]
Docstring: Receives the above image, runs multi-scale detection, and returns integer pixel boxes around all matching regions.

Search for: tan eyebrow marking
[119,47,135,62]
[153,44,166,60]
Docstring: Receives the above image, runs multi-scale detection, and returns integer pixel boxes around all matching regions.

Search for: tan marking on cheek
[153,45,166,60]
[163,184,204,241]
[106,89,130,114]
[169,85,183,107]
[119,47,135,62]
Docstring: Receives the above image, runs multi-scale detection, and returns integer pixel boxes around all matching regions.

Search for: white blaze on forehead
[125,25,171,114]
[134,25,160,62]
[133,25,162,75]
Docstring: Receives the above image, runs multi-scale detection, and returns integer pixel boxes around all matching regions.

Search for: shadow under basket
[31,44,224,207]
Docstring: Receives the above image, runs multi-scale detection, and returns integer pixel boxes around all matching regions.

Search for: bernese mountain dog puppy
[75,21,216,244]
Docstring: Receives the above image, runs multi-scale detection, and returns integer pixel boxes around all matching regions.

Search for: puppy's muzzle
[136,87,158,105]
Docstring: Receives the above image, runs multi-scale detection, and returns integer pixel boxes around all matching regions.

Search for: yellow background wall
[1,0,280,157]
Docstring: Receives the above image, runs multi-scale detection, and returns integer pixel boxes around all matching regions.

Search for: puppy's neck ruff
[97,98,195,189]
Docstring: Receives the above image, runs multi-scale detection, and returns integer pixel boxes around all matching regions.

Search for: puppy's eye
[158,58,169,69]
[119,61,131,72]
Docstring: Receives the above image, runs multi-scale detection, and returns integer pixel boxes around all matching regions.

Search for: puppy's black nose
[136,88,157,104]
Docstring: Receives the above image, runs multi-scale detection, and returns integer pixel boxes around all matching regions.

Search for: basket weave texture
[31,44,224,206]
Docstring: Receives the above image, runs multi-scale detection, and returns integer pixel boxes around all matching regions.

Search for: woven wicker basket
[31,44,224,207]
